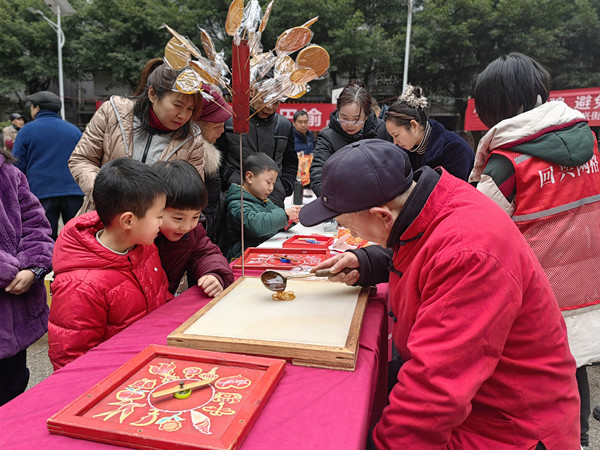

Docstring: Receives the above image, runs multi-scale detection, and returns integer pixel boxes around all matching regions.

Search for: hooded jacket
[401,119,474,181]
[474,100,600,366]
[49,211,172,370]
[310,111,390,196]
[155,222,234,294]
[0,155,53,359]
[369,167,579,448]
[224,183,288,259]
[69,96,205,213]
[217,112,297,208]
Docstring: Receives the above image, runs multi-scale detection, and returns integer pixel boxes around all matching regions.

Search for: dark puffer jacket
[310,111,391,196]
[0,155,53,360]
[217,112,298,208]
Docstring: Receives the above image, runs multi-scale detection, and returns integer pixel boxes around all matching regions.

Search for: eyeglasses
[337,116,366,126]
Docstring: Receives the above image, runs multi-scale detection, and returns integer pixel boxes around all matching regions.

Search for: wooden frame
[168,277,369,371]
[47,345,285,450]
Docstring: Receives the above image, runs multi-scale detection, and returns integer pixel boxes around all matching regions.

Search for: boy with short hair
[49,158,172,370]
[224,152,301,259]
[153,160,233,296]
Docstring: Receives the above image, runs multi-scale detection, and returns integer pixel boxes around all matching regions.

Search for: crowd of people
[1,49,596,448]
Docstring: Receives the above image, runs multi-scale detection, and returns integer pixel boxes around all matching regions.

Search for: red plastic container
[231,247,330,270]
[282,235,335,249]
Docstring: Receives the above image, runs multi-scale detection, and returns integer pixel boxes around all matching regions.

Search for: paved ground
[25,332,600,448]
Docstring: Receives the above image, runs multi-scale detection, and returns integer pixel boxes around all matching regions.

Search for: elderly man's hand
[312,252,360,286]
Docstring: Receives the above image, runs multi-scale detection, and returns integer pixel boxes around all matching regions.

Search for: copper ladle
[260,268,354,292]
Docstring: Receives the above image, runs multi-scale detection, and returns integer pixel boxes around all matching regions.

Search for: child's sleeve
[229,202,288,238]
[48,276,109,370]
[189,226,234,288]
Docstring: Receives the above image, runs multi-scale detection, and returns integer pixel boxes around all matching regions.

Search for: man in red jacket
[300,139,579,449]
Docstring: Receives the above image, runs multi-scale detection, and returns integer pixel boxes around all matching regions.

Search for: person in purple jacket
[0,146,53,405]
[153,160,233,296]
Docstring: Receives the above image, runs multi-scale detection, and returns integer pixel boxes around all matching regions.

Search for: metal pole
[57,5,65,119]
[402,0,412,93]
[239,134,245,278]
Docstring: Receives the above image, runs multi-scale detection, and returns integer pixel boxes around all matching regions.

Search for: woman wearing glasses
[310,81,391,196]
[69,58,206,213]
[385,85,474,181]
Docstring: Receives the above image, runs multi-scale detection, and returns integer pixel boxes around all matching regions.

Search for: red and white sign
[465,87,600,130]
[278,103,337,131]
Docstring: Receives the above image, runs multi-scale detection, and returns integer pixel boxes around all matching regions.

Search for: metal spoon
[260,268,354,292]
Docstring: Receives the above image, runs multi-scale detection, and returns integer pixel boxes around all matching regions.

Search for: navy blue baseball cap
[300,139,413,227]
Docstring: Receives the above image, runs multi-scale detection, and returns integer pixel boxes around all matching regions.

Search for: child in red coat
[153,160,233,296]
[49,158,172,370]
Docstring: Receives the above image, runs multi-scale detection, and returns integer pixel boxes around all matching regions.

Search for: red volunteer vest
[492,138,600,311]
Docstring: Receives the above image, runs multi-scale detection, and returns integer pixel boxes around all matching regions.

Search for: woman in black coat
[310,81,391,196]
[385,85,474,181]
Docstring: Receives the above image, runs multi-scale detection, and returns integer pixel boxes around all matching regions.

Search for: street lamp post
[27,0,74,120]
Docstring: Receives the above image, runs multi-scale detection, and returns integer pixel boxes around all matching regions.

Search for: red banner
[465,87,600,131]
[278,103,337,131]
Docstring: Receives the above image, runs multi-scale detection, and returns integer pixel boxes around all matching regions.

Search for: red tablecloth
[0,279,388,450]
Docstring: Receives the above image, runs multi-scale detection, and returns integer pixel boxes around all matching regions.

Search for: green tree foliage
[66,0,209,91]
[1,0,600,118]
[0,0,62,103]
[410,0,600,120]
[263,0,404,86]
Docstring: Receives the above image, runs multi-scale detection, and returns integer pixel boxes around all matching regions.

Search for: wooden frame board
[231,247,330,270]
[47,345,285,450]
[168,277,369,371]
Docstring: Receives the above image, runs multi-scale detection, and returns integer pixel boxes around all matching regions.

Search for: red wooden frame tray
[282,235,335,249]
[231,247,330,270]
[47,345,286,450]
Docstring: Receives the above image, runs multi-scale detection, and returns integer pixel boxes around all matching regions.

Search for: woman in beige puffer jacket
[69,58,206,213]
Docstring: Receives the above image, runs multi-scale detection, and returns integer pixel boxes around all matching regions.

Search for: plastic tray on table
[282,235,335,249]
[231,247,330,270]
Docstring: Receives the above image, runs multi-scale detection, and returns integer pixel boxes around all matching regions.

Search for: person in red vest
[470,52,600,449]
